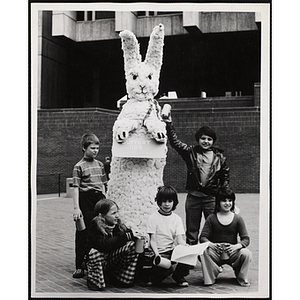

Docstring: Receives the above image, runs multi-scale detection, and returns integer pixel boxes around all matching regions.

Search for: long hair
[94,199,118,216]
[93,199,127,235]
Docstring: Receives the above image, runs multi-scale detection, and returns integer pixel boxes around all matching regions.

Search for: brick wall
[165,108,260,193]
[37,108,118,194]
[36,106,260,194]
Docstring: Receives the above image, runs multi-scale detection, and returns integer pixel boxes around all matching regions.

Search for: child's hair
[93,199,128,234]
[81,133,100,150]
[155,186,179,210]
[195,126,217,143]
[94,199,119,216]
[215,186,236,213]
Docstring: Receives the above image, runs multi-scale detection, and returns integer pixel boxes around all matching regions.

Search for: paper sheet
[171,243,210,266]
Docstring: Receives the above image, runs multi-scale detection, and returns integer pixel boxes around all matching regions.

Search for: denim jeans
[185,193,215,245]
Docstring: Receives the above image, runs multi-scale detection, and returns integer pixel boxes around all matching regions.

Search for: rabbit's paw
[144,119,166,141]
[152,131,166,143]
[114,119,139,143]
[115,129,130,143]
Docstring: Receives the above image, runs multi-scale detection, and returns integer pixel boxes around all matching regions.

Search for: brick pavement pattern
[32,193,260,297]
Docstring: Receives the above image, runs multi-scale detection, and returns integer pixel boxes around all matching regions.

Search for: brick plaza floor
[31,193,266,298]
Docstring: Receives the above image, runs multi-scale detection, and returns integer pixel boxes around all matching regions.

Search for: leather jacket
[166,122,230,196]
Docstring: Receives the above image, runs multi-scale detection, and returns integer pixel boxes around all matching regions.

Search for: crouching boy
[146,186,190,287]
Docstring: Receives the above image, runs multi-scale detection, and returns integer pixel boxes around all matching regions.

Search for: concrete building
[36,10,261,194]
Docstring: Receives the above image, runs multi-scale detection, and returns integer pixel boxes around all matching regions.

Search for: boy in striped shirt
[72,133,107,278]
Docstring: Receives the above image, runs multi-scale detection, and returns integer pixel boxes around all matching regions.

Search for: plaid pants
[86,241,139,289]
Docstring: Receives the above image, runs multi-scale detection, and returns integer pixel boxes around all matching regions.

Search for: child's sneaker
[145,281,153,286]
[172,274,189,287]
[237,278,251,287]
[73,268,84,278]
[87,280,103,291]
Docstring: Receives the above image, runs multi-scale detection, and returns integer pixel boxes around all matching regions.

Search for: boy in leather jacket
[163,112,230,245]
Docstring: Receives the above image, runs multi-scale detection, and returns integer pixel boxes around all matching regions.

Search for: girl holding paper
[199,187,252,287]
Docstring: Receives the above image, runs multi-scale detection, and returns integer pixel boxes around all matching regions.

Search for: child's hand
[209,243,223,254]
[73,208,82,221]
[224,243,242,255]
[162,112,172,123]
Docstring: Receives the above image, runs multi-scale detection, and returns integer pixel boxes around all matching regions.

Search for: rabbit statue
[107,24,167,238]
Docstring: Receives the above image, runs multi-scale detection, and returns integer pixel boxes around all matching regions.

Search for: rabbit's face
[126,63,159,101]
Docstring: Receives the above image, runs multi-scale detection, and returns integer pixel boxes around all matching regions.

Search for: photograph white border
[30,2,270,298]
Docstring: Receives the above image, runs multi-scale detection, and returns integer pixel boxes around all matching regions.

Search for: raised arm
[164,115,191,156]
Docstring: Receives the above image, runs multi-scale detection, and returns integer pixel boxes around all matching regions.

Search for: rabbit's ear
[145,24,164,73]
[119,30,141,72]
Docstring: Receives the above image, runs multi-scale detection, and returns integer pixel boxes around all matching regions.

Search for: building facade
[36,10,261,194]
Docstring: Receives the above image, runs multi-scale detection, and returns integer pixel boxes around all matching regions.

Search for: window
[95,11,115,19]
[76,11,84,21]
[76,11,115,21]
[157,11,181,15]
[136,11,181,17]
[137,11,146,17]
[87,11,93,21]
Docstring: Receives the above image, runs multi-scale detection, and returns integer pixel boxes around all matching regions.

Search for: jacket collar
[194,145,223,154]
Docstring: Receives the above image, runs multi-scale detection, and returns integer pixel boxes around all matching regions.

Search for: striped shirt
[73,158,107,192]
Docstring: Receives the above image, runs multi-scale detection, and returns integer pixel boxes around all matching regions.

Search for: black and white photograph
[30,1,271,298]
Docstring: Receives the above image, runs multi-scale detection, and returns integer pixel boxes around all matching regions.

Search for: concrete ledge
[38,107,119,115]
